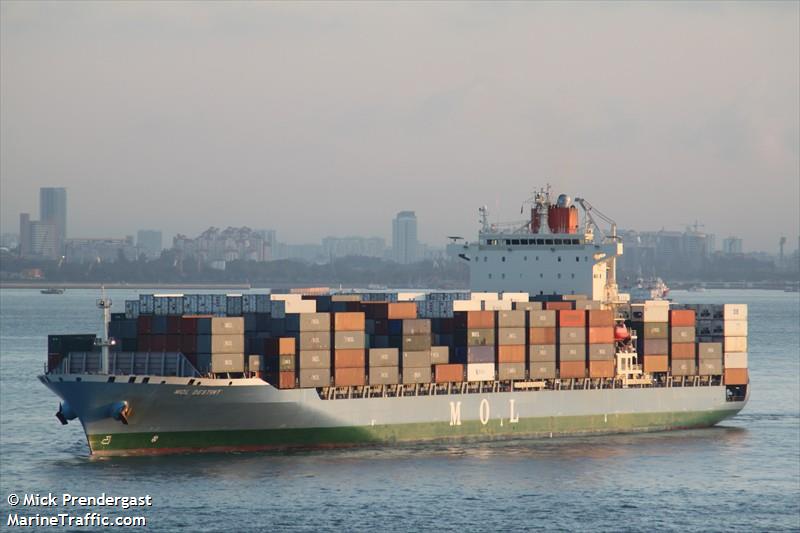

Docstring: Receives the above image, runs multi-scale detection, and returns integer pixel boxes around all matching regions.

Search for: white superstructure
[459,187,623,302]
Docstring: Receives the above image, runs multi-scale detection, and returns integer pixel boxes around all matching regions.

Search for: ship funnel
[56,402,77,425]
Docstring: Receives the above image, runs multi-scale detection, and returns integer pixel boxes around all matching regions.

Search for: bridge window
[511,239,520,245]
[504,240,511,245]
[536,239,544,245]
[554,239,563,245]
[545,239,553,245]
[572,239,580,244]
[558,257,562,262]
[576,256,580,262]
[501,257,506,262]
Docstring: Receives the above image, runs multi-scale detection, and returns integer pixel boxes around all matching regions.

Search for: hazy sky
[2,2,798,252]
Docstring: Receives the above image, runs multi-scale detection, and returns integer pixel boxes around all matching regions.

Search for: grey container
[641,338,669,355]
[529,310,556,328]
[672,359,697,376]
[211,353,245,373]
[299,368,331,388]
[298,350,331,369]
[211,334,245,354]
[461,328,495,346]
[299,332,332,351]
[497,328,526,345]
[498,362,525,380]
[530,361,556,379]
[559,344,586,362]
[402,350,432,367]
[402,366,432,384]
[671,327,696,343]
[334,331,366,349]
[698,357,723,376]
[402,334,432,351]
[287,312,331,332]
[430,346,449,365]
[588,344,616,360]
[369,366,400,385]
[497,310,526,328]
[402,319,431,335]
[248,355,264,372]
[513,302,543,311]
[640,322,669,339]
[467,346,495,363]
[698,342,723,359]
[529,344,556,362]
[559,327,586,345]
[369,348,399,367]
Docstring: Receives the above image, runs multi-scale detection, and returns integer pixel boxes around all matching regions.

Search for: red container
[387,302,417,320]
[278,371,296,389]
[559,361,586,379]
[589,360,614,378]
[137,316,153,335]
[435,364,464,383]
[334,367,366,386]
[545,301,574,311]
[166,316,181,334]
[265,337,296,356]
[670,343,696,359]
[643,355,669,372]
[181,334,197,354]
[334,349,366,368]
[724,368,748,385]
[558,310,586,327]
[164,334,180,352]
[588,327,615,344]
[529,327,556,345]
[150,335,166,352]
[669,310,696,327]
[498,345,525,363]
[334,312,366,331]
[454,311,495,330]
[138,335,152,351]
[588,310,614,327]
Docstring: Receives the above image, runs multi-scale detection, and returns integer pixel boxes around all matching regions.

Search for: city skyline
[1,3,797,252]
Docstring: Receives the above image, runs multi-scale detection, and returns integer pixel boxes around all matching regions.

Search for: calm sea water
[1,289,798,532]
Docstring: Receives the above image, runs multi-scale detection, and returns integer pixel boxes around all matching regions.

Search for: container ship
[40,187,749,456]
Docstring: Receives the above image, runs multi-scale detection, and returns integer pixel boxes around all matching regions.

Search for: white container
[642,301,669,323]
[470,292,498,302]
[501,292,529,302]
[467,362,495,382]
[724,336,748,353]
[271,294,302,302]
[285,299,316,314]
[723,304,748,320]
[453,300,482,311]
[483,300,512,311]
[724,320,748,337]
[398,292,426,301]
[724,352,748,369]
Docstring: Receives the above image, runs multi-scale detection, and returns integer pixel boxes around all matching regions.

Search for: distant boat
[623,277,670,301]
[40,288,65,295]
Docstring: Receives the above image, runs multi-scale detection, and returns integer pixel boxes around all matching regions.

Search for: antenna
[96,286,113,374]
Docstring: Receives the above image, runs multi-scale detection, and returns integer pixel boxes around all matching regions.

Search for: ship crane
[574,197,618,242]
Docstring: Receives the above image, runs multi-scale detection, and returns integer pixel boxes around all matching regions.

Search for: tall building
[722,237,743,255]
[19,213,31,257]
[392,211,418,265]
[137,230,163,259]
[39,187,67,255]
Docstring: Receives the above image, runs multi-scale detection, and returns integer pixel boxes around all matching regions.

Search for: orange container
[589,360,614,378]
[498,345,525,363]
[278,371,296,389]
[334,312,365,331]
[334,349,366,368]
[643,355,669,373]
[529,327,556,345]
[265,337,296,355]
[387,302,417,320]
[546,301,574,311]
[725,368,748,385]
[670,343,696,359]
[334,367,366,386]
[669,310,696,327]
[435,364,464,383]
[558,310,586,327]
[587,327,614,344]
[587,309,614,327]
[559,361,586,379]
[454,311,495,329]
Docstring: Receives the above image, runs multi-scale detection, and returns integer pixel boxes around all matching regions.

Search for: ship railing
[48,351,201,378]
